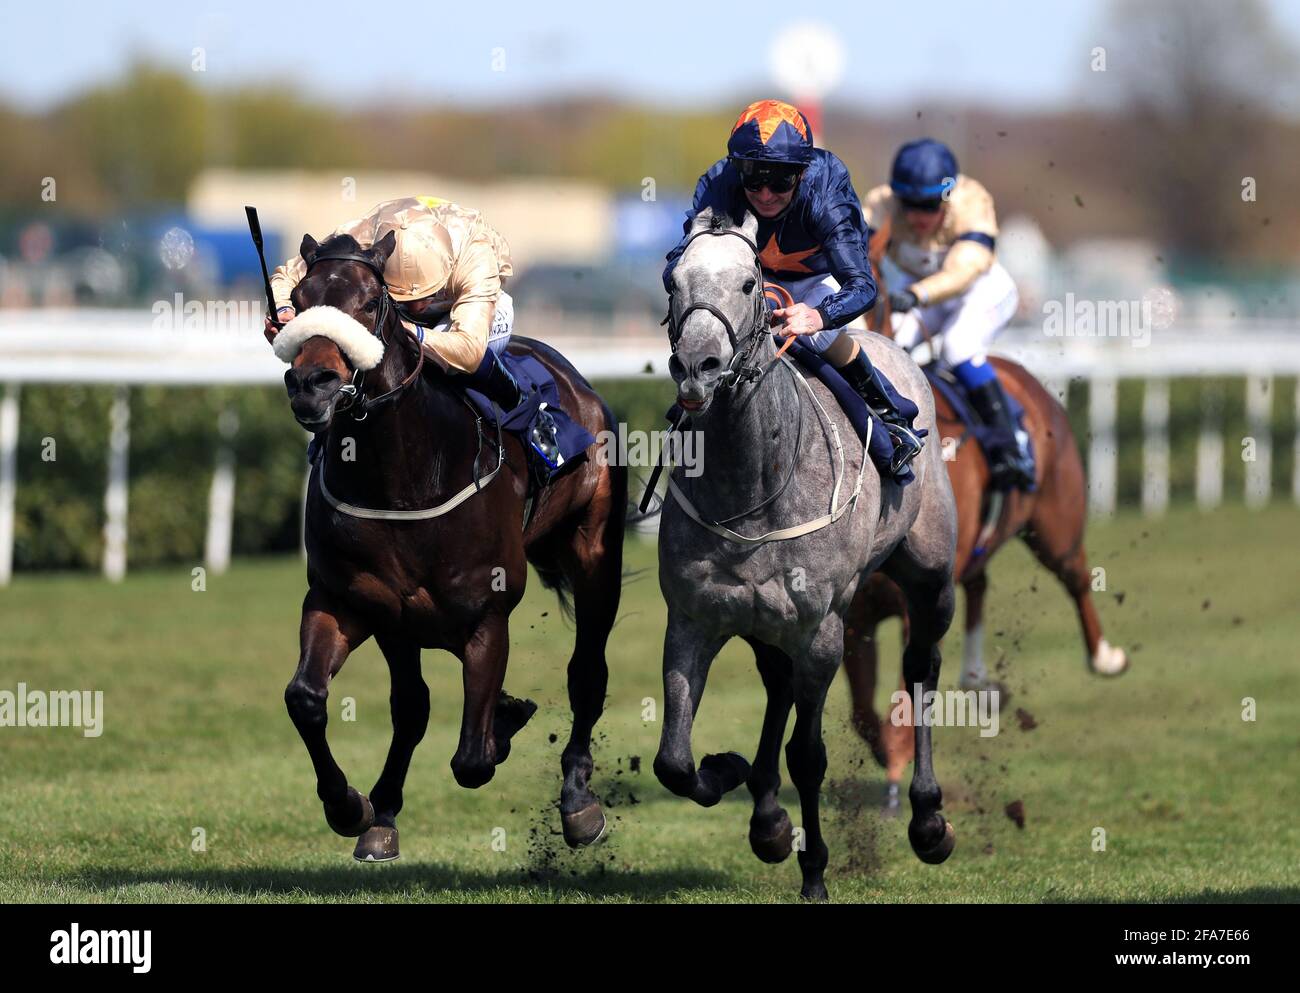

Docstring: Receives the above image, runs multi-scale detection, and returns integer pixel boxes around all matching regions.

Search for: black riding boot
[966,377,1035,489]
[469,351,565,479]
[838,349,924,474]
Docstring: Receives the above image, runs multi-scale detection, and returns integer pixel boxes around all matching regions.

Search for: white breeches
[884,259,1019,366]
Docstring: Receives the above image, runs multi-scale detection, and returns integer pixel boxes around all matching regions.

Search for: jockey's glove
[889,289,919,314]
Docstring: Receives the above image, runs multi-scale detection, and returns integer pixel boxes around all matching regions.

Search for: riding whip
[245,205,281,330]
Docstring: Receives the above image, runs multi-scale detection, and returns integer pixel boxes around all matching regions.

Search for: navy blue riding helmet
[891,138,958,206]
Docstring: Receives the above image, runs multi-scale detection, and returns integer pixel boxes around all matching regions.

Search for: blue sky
[3,0,1300,113]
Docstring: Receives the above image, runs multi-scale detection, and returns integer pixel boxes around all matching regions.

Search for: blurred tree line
[1,0,1298,266]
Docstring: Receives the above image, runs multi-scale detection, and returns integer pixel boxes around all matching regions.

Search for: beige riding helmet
[363,197,454,302]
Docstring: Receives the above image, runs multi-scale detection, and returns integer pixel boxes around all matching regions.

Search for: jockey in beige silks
[863,139,1034,488]
[267,195,563,469]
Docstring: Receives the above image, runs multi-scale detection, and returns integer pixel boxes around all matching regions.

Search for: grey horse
[654,207,959,900]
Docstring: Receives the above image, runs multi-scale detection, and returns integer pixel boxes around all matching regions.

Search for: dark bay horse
[277,230,623,860]
[848,224,1128,806]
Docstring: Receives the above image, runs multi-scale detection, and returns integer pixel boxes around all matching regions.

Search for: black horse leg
[354,632,429,862]
[785,618,844,900]
[451,612,513,789]
[745,638,795,863]
[284,585,375,838]
[653,613,749,806]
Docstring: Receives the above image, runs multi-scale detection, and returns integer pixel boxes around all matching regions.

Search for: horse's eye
[742,279,756,294]
[364,298,379,314]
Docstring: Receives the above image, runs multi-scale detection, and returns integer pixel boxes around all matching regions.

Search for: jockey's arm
[908,179,998,306]
[861,183,892,232]
[270,254,308,316]
[269,209,379,317]
[909,236,994,306]
[424,234,501,374]
[811,200,877,329]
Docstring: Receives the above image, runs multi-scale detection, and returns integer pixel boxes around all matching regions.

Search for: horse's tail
[532,559,576,621]
[530,472,656,623]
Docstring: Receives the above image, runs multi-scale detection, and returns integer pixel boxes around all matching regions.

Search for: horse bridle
[663,226,773,391]
[303,251,426,421]
[659,224,811,524]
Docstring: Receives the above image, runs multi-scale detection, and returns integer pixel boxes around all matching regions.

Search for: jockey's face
[744,183,796,218]
[904,204,945,239]
[735,160,803,218]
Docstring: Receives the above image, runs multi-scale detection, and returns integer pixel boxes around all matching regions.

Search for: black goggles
[899,196,945,213]
[734,159,803,194]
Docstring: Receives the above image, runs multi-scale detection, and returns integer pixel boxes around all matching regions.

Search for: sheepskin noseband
[272,305,385,370]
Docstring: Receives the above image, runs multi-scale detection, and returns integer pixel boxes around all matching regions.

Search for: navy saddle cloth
[923,365,1035,483]
[464,352,595,480]
[783,337,926,485]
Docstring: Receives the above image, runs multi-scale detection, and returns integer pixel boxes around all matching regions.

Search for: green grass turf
[0,503,1297,903]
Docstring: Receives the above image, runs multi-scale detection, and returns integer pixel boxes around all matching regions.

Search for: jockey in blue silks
[663,98,923,475]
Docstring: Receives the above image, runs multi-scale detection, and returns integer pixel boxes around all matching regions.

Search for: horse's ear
[300,234,319,264]
[739,210,759,241]
[689,206,715,233]
[370,230,397,269]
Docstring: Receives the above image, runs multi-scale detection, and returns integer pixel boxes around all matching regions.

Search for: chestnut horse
[278,230,623,860]
[845,222,1128,807]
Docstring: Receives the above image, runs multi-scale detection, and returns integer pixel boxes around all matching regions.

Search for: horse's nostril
[307,369,342,392]
[668,354,685,380]
[699,357,722,375]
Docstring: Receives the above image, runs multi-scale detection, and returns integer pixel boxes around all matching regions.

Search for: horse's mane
[707,210,733,232]
[311,232,366,257]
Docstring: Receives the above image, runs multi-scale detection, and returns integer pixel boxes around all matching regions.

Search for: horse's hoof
[450,753,497,790]
[353,825,399,862]
[324,788,375,838]
[699,752,752,796]
[800,880,830,901]
[749,809,794,864]
[1090,640,1129,677]
[960,676,1011,707]
[494,693,538,744]
[561,802,608,848]
[911,818,956,865]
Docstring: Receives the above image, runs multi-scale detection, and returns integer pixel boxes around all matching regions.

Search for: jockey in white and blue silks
[663,99,923,476]
[864,139,1033,489]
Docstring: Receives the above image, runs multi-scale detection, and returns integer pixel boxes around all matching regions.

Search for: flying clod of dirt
[1004,800,1026,830]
